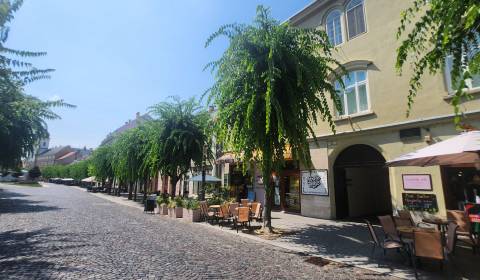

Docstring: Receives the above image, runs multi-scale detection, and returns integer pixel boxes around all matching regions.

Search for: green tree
[205,6,341,230]
[0,0,73,170]
[88,144,115,187]
[396,0,480,122]
[149,97,207,197]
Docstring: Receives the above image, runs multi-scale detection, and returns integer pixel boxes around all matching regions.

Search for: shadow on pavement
[278,222,480,279]
[0,189,61,214]
[0,228,96,278]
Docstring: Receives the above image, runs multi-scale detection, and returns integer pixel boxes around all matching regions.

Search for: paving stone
[0,183,397,280]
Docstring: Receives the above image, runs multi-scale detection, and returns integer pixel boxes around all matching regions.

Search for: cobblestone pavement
[0,184,398,280]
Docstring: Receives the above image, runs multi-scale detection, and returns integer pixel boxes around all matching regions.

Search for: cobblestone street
[0,183,397,279]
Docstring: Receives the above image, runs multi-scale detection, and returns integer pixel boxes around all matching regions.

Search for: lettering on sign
[402,193,438,212]
[301,170,328,196]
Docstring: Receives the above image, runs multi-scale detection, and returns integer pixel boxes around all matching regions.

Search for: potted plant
[173,196,184,218]
[184,198,201,222]
[167,197,176,218]
[157,195,169,215]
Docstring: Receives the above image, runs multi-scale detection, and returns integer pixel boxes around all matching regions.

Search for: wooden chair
[200,201,215,223]
[234,207,250,233]
[365,220,404,257]
[378,215,401,242]
[241,199,249,208]
[447,210,478,254]
[217,203,231,226]
[398,210,415,226]
[445,222,458,256]
[412,229,445,279]
[251,202,262,222]
[229,203,239,217]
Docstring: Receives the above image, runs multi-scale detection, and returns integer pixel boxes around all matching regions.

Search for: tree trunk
[262,169,274,233]
[134,181,138,201]
[170,176,178,197]
[142,179,147,204]
[128,181,133,200]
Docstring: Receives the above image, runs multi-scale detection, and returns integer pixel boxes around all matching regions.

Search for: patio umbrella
[188,175,222,183]
[387,131,480,167]
[81,176,96,183]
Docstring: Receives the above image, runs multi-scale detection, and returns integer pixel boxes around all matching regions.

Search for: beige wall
[291,0,480,137]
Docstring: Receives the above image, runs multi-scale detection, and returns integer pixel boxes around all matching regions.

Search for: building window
[346,0,366,39]
[445,51,480,94]
[335,70,369,116]
[326,10,343,46]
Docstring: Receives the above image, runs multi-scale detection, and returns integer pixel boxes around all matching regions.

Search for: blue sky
[8,0,312,148]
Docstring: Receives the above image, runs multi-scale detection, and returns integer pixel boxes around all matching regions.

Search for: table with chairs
[366,209,479,278]
[199,199,263,232]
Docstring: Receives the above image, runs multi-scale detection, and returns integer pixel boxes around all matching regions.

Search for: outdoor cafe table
[422,217,449,231]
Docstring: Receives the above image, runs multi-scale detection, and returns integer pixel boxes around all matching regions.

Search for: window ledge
[334,110,375,122]
[443,88,480,100]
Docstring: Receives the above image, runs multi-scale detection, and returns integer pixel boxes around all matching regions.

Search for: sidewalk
[88,190,479,280]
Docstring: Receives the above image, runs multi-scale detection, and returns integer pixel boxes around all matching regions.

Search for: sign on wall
[402,193,438,212]
[402,174,432,191]
[301,170,328,196]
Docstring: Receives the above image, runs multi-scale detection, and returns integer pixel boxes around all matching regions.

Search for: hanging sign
[301,170,328,196]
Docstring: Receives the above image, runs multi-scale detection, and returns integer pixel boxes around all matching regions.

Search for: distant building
[34,146,93,168]
[35,146,75,168]
[100,112,152,146]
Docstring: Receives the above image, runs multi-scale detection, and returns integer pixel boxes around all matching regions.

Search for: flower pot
[175,207,183,218]
[158,204,168,215]
[190,209,201,222]
[168,207,175,218]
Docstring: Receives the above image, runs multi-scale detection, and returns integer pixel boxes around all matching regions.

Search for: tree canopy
[0,0,72,170]
[149,97,207,195]
[396,0,480,121]
[205,6,341,229]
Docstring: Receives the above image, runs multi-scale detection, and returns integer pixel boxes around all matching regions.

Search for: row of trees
[87,97,211,202]
[0,0,72,171]
[41,160,89,181]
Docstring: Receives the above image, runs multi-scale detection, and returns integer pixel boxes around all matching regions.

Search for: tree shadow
[0,189,61,214]
[274,220,480,279]
[0,228,97,278]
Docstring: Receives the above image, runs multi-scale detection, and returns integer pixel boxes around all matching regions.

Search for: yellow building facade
[288,0,480,219]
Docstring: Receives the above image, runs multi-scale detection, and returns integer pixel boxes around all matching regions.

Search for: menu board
[402,193,438,212]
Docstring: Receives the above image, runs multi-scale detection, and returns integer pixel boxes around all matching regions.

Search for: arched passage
[334,144,392,219]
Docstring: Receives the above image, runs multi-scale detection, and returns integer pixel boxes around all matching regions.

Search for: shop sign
[402,174,432,191]
[301,170,328,196]
[402,193,438,212]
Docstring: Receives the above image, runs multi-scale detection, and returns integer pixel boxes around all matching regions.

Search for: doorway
[334,144,392,219]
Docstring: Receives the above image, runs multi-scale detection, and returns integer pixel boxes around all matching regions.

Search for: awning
[216,153,237,164]
[387,131,480,167]
[188,174,222,183]
[81,176,96,183]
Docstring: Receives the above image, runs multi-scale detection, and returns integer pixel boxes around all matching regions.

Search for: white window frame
[444,54,480,95]
[336,70,370,117]
[345,0,367,40]
[325,9,344,46]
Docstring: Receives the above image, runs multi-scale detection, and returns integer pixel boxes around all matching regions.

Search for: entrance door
[283,174,301,211]
[334,144,392,219]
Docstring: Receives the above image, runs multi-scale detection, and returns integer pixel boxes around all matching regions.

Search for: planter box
[168,208,175,218]
[182,208,201,222]
[158,204,168,215]
[175,207,183,218]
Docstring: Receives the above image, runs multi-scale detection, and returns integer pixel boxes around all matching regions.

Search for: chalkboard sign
[402,193,438,212]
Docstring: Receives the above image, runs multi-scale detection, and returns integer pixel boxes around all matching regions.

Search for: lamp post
[200,143,207,201]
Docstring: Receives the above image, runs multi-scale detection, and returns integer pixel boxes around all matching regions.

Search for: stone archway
[333,144,392,219]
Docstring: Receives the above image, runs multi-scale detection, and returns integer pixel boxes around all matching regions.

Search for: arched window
[326,10,343,46]
[346,0,366,39]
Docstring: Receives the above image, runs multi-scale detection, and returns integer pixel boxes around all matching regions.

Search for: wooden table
[422,217,449,231]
